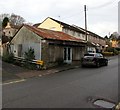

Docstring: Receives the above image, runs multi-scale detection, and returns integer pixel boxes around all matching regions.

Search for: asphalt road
[2,56,119,108]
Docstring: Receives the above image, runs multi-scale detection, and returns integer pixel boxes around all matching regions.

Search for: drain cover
[93,99,115,108]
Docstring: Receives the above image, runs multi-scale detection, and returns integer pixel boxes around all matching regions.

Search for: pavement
[15,63,81,80]
[2,61,81,83]
[2,55,118,83]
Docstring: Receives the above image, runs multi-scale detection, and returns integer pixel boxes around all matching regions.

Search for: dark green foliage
[24,47,36,69]
[106,47,119,55]
[2,17,9,28]
[24,47,35,61]
[2,52,14,63]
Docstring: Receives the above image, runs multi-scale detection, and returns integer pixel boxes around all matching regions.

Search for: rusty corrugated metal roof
[24,25,85,43]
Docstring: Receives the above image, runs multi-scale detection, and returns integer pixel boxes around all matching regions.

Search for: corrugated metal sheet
[24,25,84,43]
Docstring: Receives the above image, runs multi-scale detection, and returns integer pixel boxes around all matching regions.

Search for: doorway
[64,47,72,63]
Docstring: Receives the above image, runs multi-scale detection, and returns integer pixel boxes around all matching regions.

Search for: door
[64,47,72,63]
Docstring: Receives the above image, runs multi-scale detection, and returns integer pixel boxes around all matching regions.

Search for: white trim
[63,47,72,64]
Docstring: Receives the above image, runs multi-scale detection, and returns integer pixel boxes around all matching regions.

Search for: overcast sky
[0,0,119,37]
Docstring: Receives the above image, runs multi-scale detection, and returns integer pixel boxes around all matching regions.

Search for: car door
[96,53,102,65]
[99,53,104,65]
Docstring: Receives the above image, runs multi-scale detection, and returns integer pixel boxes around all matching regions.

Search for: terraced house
[36,17,106,52]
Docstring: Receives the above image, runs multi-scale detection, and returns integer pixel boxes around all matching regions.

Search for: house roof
[23,25,85,43]
[41,17,104,40]
[72,25,105,40]
[48,17,85,34]
[33,23,41,27]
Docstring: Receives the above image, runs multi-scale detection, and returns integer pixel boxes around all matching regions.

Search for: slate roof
[33,23,41,27]
[23,25,85,43]
[72,25,105,40]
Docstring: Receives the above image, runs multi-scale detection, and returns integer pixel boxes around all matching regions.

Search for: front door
[64,47,72,63]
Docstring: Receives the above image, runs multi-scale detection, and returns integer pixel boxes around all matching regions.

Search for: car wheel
[96,62,100,67]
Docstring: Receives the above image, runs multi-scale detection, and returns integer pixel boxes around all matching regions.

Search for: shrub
[106,47,114,52]
[2,52,14,63]
[105,47,119,55]
[24,47,36,69]
[113,49,119,55]
[115,48,120,51]
[102,52,113,56]
[24,47,35,61]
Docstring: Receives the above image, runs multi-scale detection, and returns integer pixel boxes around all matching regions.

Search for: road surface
[2,56,119,108]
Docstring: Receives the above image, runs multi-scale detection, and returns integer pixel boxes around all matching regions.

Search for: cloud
[89,22,117,36]
[0,0,119,36]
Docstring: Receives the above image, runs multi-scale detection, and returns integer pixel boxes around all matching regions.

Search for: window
[95,53,103,58]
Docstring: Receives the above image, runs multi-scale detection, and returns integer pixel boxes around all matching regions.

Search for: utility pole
[84,5,87,41]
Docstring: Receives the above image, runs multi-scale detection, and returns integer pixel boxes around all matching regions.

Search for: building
[3,22,20,39]
[0,22,21,56]
[11,25,86,68]
[36,17,106,52]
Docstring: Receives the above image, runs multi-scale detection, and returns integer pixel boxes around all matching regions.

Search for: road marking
[0,79,26,85]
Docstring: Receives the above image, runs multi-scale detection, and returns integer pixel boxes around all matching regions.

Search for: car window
[84,54,95,57]
[95,54,99,57]
[95,53,103,58]
[99,54,103,58]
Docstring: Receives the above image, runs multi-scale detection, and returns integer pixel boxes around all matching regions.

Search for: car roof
[87,53,101,54]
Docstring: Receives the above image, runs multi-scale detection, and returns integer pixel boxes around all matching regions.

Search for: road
[2,56,118,108]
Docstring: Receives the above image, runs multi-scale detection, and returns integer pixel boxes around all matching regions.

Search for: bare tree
[10,13,25,26]
[0,14,10,22]
[0,13,25,26]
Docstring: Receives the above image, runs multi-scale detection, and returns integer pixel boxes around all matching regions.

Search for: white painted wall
[11,26,42,60]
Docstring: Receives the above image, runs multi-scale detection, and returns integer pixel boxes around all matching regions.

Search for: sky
[0,0,119,37]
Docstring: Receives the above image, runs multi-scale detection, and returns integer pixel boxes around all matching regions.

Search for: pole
[84,5,87,41]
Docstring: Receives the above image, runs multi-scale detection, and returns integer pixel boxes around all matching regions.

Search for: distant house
[0,22,21,56]
[1,32,10,56]
[3,22,20,39]
[11,25,86,68]
[36,17,106,52]
[111,40,119,48]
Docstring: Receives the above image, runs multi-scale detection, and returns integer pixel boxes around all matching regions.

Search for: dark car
[81,53,108,67]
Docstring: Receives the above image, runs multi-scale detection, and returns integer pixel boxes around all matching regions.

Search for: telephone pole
[84,5,87,41]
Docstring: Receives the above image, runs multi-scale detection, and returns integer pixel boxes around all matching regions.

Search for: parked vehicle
[81,53,108,67]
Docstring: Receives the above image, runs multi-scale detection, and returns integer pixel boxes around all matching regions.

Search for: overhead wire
[53,0,118,32]
[88,0,118,10]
